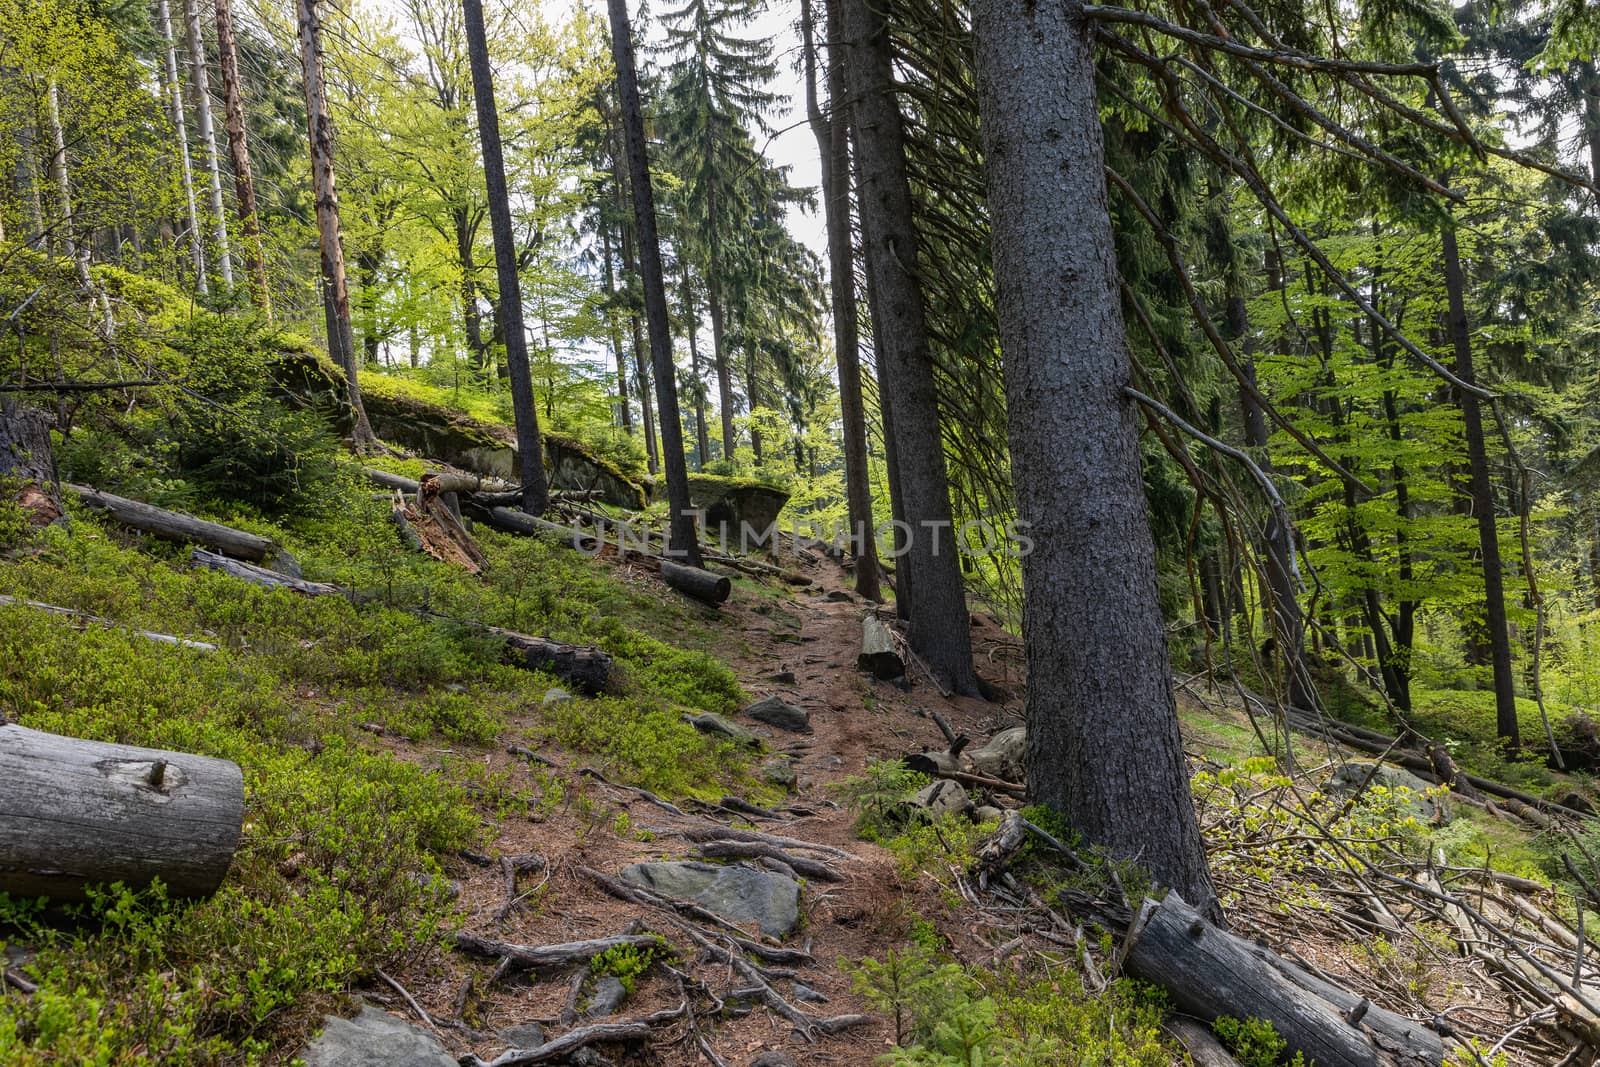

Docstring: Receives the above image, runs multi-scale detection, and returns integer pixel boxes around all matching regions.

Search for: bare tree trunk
[840,0,977,694]
[1443,223,1518,748]
[607,0,700,565]
[681,266,711,468]
[295,0,375,449]
[213,0,270,314]
[611,140,658,473]
[15,114,45,250]
[746,345,763,465]
[156,0,206,292]
[601,223,632,433]
[462,0,550,515]
[971,0,1218,914]
[181,0,233,287]
[804,0,879,601]
[44,82,114,338]
[709,268,735,460]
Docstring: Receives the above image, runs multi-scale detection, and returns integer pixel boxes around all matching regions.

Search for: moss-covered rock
[656,473,790,544]
[545,433,648,510]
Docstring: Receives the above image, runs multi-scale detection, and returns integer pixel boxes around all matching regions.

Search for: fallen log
[0,594,216,651]
[1121,891,1441,1067]
[190,549,344,597]
[859,613,905,679]
[479,506,600,551]
[0,724,243,900]
[1165,1016,1244,1067]
[67,484,297,571]
[660,559,730,604]
[405,477,487,572]
[485,626,612,694]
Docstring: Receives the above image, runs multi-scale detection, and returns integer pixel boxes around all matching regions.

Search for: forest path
[374,544,1026,1067]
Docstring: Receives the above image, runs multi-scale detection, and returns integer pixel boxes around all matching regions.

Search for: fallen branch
[190,549,344,597]
[0,594,216,651]
[680,825,860,862]
[452,931,663,973]
[460,1007,684,1067]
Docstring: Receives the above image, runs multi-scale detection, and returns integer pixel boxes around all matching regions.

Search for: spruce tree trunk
[1443,224,1518,748]
[601,225,632,433]
[608,0,700,565]
[804,0,879,600]
[681,267,711,468]
[181,0,233,287]
[295,0,375,449]
[213,0,270,314]
[709,272,735,461]
[971,0,1218,914]
[156,0,206,293]
[746,346,763,465]
[840,0,976,692]
[610,143,659,473]
[462,0,550,515]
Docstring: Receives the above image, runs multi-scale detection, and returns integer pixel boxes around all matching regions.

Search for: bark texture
[607,0,701,566]
[214,0,269,312]
[181,0,233,286]
[970,0,1217,910]
[156,0,206,292]
[840,0,976,692]
[462,0,550,515]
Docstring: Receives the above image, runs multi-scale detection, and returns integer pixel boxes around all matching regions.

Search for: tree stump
[0,399,63,526]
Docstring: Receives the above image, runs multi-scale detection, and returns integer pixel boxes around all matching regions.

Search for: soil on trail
[369,544,1027,1067]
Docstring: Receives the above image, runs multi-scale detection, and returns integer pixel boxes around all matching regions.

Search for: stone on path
[744,695,811,734]
[683,712,761,746]
[905,779,971,820]
[586,975,628,1018]
[299,1006,455,1067]
[621,860,801,939]
[497,1022,545,1050]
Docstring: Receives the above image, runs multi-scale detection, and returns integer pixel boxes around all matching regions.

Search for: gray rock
[973,805,1005,824]
[586,975,628,1018]
[497,1022,545,1050]
[826,589,854,602]
[768,670,797,684]
[905,779,971,820]
[543,687,574,707]
[621,861,802,939]
[760,757,798,789]
[299,1006,456,1067]
[968,726,1025,781]
[1322,761,1451,823]
[744,695,811,734]
[750,1053,799,1067]
[683,712,761,746]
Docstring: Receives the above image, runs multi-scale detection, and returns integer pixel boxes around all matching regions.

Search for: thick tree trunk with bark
[611,143,659,473]
[181,0,233,287]
[607,0,700,566]
[1442,225,1518,748]
[462,0,550,515]
[213,0,269,312]
[0,400,62,524]
[970,0,1217,911]
[805,0,879,601]
[156,0,206,292]
[839,0,976,694]
[295,0,375,449]
[0,724,243,901]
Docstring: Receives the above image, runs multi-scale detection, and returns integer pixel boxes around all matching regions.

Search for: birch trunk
[156,0,206,292]
[181,0,233,286]
[45,81,114,337]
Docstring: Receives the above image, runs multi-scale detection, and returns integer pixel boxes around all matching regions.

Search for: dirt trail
[378,546,1026,1066]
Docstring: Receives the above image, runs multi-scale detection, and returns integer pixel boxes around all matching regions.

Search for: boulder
[967,726,1025,781]
[749,1054,799,1067]
[299,1006,456,1067]
[743,695,811,734]
[662,473,791,549]
[760,757,798,790]
[585,975,628,1018]
[544,435,649,510]
[973,805,1005,824]
[621,861,802,939]
[543,687,574,707]
[905,779,971,820]
[1321,761,1451,823]
[683,712,762,746]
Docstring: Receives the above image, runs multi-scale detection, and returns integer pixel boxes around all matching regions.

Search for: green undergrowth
[0,478,756,1062]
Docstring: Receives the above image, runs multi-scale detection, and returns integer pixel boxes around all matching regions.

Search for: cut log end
[859,613,905,679]
[660,559,731,604]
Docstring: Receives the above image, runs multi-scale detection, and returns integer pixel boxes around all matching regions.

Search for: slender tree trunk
[681,266,710,468]
[156,0,206,292]
[746,345,763,465]
[1443,224,1518,747]
[608,0,699,565]
[462,0,550,514]
[708,267,735,461]
[601,224,632,433]
[213,0,270,314]
[45,82,114,338]
[16,115,45,250]
[804,0,879,600]
[181,0,233,287]
[610,141,658,472]
[840,0,976,693]
[357,243,382,367]
[971,0,1218,914]
[295,0,375,449]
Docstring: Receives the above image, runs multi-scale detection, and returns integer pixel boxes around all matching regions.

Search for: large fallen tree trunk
[858,612,905,679]
[190,548,344,596]
[1120,892,1442,1067]
[478,505,600,551]
[485,625,613,694]
[0,724,243,900]
[67,484,297,571]
[659,559,730,604]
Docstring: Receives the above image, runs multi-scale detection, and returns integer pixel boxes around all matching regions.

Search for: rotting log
[660,559,730,604]
[190,548,344,597]
[1164,1016,1244,1067]
[478,506,600,551]
[67,484,297,572]
[484,625,612,694]
[1121,892,1441,1067]
[859,613,904,679]
[0,724,243,900]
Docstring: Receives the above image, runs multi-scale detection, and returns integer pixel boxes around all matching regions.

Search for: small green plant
[1213,1015,1308,1067]
[836,759,930,839]
[590,936,672,994]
